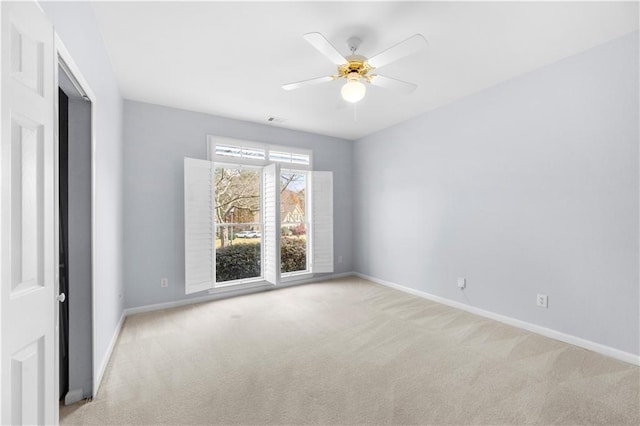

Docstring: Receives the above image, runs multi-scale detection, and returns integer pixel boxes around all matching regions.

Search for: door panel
[11,22,44,95]
[11,337,44,425]
[11,116,44,294]
[1,1,56,424]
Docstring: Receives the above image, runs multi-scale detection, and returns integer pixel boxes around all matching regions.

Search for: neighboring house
[281,190,304,223]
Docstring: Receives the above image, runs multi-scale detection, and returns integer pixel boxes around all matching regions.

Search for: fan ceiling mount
[283,32,428,103]
[337,37,372,79]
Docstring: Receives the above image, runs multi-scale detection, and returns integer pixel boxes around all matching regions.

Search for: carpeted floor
[61,277,639,425]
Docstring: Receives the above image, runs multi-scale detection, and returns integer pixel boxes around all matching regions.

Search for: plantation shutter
[311,171,334,273]
[184,158,215,294]
[263,163,281,285]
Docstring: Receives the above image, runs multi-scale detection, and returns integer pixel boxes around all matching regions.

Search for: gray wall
[353,32,639,355]
[67,97,93,397]
[40,1,125,388]
[123,101,353,309]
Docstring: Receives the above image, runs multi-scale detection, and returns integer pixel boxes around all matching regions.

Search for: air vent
[267,116,285,124]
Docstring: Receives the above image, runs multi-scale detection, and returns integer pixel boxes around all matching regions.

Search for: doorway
[58,64,93,405]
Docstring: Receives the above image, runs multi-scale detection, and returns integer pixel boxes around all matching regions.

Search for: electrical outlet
[537,294,548,308]
[161,278,169,288]
[457,277,466,289]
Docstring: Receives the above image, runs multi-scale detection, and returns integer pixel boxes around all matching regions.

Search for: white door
[1,1,57,424]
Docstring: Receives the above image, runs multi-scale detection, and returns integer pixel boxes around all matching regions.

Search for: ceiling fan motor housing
[338,55,374,81]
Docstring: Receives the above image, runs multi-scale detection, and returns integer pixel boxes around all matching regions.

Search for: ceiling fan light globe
[341,80,366,103]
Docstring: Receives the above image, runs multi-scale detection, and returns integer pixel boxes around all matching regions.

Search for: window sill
[280,271,312,282]
[207,272,315,296]
[209,279,272,295]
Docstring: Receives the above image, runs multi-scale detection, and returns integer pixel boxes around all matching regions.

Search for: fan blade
[369,75,417,94]
[367,34,427,69]
[303,32,348,66]
[282,75,333,91]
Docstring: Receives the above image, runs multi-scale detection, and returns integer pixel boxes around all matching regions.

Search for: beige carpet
[61,277,639,425]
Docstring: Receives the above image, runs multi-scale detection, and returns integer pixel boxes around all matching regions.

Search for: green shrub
[215,238,307,281]
[216,243,260,282]
[281,238,306,273]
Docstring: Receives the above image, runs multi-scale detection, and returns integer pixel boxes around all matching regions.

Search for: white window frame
[207,135,313,170]
[280,168,311,279]
[213,162,265,288]
[208,137,314,282]
[211,164,314,285]
[184,136,330,293]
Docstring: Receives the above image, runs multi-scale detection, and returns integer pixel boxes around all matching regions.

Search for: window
[214,165,262,284]
[280,171,308,275]
[215,143,266,161]
[208,136,311,168]
[184,137,332,294]
[270,150,311,166]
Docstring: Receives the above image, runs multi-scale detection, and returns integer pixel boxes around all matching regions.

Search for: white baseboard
[124,271,355,317]
[93,311,126,396]
[125,285,273,316]
[354,272,640,366]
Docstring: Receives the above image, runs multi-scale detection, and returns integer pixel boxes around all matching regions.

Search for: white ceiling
[91,1,638,140]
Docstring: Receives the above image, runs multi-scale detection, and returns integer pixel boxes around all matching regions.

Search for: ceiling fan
[283,32,427,103]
